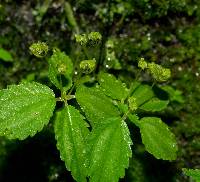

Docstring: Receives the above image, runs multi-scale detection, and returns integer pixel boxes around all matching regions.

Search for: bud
[29,42,48,58]
[148,62,171,82]
[58,63,67,74]
[138,57,148,70]
[75,32,102,46]
[80,59,96,74]
[75,34,88,46]
[87,32,102,46]
[128,97,138,111]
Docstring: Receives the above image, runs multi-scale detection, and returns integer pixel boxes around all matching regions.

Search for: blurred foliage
[0,0,200,181]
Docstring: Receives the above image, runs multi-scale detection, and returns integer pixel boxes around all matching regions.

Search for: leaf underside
[87,117,132,182]
[139,117,178,160]
[54,105,89,182]
[0,82,56,140]
[75,85,120,126]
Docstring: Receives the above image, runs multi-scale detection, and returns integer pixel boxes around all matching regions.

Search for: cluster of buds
[138,58,148,70]
[148,62,171,82]
[128,97,138,111]
[80,59,96,74]
[138,58,171,82]
[29,42,48,58]
[75,32,102,46]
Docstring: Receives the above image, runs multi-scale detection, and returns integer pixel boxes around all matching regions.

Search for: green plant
[0,35,178,182]
[183,168,200,182]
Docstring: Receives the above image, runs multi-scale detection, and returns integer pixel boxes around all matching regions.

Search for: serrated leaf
[131,84,154,106]
[0,82,56,140]
[183,168,200,182]
[161,85,184,103]
[140,98,169,111]
[128,114,140,127]
[129,81,141,95]
[48,48,73,92]
[98,72,129,100]
[75,85,120,126]
[87,117,132,182]
[0,48,13,62]
[54,105,89,182]
[139,117,177,160]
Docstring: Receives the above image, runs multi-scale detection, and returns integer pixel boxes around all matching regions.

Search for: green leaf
[140,98,169,111]
[0,82,56,140]
[183,168,200,182]
[48,48,73,92]
[98,72,129,100]
[161,85,184,103]
[128,114,140,127]
[0,48,13,62]
[54,105,89,182]
[87,117,132,182]
[131,84,154,106]
[75,85,120,126]
[139,117,177,160]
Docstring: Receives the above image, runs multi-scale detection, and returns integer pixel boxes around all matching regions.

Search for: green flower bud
[128,97,138,111]
[29,42,48,58]
[58,63,67,74]
[75,34,88,46]
[80,59,96,74]
[138,58,148,70]
[148,62,171,82]
[88,32,102,46]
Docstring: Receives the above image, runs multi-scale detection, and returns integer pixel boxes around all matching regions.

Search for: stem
[122,109,131,121]
[151,80,156,89]
[82,46,90,59]
[67,72,82,95]
[136,69,142,81]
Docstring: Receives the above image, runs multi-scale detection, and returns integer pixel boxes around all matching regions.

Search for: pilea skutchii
[0,33,178,182]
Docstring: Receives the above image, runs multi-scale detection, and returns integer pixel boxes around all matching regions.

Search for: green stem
[122,109,131,121]
[67,72,82,95]
[82,46,90,59]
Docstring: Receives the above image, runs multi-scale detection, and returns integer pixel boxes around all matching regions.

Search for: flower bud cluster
[29,42,48,58]
[138,58,171,82]
[80,59,96,74]
[75,32,102,46]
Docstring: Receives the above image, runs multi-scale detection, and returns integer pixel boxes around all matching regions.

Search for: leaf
[128,114,140,127]
[161,85,184,103]
[75,85,120,126]
[0,48,13,62]
[54,105,89,182]
[98,72,129,100]
[183,168,200,182]
[87,117,132,182]
[129,81,141,95]
[0,82,56,140]
[140,98,169,111]
[139,117,177,160]
[48,48,73,92]
[131,84,154,106]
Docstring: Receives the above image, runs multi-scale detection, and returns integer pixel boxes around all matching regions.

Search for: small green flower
[80,59,96,74]
[128,97,138,111]
[148,62,171,82]
[29,42,48,58]
[58,63,67,74]
[138,58,148,70]
[88,32,102,46]
[75,34,88,46]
